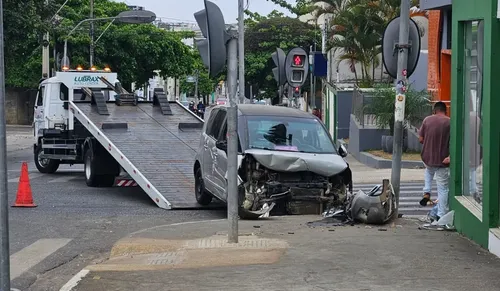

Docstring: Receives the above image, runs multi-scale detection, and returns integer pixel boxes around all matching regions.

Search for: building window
[461,20,483,209]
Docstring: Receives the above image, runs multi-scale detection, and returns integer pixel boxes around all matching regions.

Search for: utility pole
[226,33,239,243]
[237,0,245,103]
[249,85,253,104]
[89,0,95,66]
[0,0,10,288]
[42,0,50,78]
[390,0,411,219]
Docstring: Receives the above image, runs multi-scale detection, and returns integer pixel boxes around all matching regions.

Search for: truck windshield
[246,116,336,154]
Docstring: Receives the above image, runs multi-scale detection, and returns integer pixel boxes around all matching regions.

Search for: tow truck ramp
[69,100,214,209]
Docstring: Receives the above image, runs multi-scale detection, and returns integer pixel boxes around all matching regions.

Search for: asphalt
[4,128,225,291]
[73,216,500,291]
[4,125,433,290]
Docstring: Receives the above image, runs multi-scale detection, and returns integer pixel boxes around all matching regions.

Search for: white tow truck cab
[34,68,122,185]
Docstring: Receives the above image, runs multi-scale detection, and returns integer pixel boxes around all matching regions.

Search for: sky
[117,0,294,24]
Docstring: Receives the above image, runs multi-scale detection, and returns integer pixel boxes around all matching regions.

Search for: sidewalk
[70,216,500,291]
[7,125,33,153]
[346,155,424,183]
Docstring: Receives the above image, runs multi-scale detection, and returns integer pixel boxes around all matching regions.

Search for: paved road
[6,148,225,291]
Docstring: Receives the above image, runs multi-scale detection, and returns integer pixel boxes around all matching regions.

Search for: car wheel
[195,167,212,205]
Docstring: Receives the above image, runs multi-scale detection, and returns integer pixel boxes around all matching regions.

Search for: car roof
[238,104,313,118]
[209,104,312,118]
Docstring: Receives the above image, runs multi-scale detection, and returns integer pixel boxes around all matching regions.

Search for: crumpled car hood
[244,149,348,177]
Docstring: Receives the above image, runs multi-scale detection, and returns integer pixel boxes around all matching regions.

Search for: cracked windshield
[247,116,335,153]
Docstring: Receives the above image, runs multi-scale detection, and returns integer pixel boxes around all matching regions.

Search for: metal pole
[0,0,10,287]
[226,36,239,244]
[309,46,314,109]
[390,0,411,219]
[90,0,94,66]
[249,85,253,104]
[237,0,245,104]
[194,71,199,100]
[42,0,50,78]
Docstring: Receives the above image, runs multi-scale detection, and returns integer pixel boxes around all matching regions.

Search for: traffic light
[271,48,286,86]
[285,47,309,87]
[194,0,229,77]
[293,87,300,98]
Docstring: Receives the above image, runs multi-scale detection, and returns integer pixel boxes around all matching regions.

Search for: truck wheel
[195,167,212,205]
[84,149,99,187]
[34,146,59,174]
[98,175,116,187]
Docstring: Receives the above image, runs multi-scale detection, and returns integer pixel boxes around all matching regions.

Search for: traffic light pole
[0,0,10,289]
[390,0,411,219]
[237,0,245,103]
[226,33,239,244]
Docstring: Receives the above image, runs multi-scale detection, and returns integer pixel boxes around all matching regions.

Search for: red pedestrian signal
[292,55,305,67]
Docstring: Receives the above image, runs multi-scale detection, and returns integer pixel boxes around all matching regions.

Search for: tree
[180,50,218,104]
[244,12,320,100]
[307,0,426,87]
[4,0,196,90]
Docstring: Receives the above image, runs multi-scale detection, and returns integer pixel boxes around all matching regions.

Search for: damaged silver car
[193,104,352,219]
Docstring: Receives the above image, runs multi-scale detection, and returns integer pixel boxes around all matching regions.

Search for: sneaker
[419,192,431,207]
[419,214,439,223]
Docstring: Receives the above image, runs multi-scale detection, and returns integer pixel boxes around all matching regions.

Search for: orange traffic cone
[12,162,36,207]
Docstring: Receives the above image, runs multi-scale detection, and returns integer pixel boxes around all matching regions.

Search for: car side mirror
[216,140,227,151]
[338,144,348,158]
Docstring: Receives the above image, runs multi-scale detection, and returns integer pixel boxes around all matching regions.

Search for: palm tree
[309,0,427,86]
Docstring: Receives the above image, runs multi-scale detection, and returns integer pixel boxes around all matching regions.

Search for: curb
[359,152,424,169]
[57,219,225,291]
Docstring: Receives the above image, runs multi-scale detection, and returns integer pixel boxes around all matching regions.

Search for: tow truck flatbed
[69,100,220,209]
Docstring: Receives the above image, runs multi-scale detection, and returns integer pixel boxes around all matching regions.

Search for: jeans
[423,165,450,218]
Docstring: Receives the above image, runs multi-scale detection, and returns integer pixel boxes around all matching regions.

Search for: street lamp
[62,10,156,69]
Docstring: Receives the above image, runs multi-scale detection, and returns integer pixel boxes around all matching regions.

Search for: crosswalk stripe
[10,238,72,280]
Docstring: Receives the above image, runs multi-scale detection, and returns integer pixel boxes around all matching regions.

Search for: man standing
[418,102,451,221]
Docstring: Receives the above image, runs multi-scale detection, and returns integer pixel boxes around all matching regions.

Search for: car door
[212,118,229,199]
[202,109,226,196]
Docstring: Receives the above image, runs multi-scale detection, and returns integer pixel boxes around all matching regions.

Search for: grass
[366,150,422,161]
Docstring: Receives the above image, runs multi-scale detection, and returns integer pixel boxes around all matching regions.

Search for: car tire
[195,167,212,205]
[34,146,60,174]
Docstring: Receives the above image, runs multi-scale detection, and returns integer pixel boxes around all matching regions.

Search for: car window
[208,110,226,139]
[219,120,242,152]
[245,115,336,154]
[205,109,219,135]
[36,86,45,106]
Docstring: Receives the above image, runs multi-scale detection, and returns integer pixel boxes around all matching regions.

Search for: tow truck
[33,67,205,209]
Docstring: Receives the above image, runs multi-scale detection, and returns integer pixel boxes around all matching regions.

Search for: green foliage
[244,13,320,99]
[4,0,196,89]
[366,83,432,135]
[179,50,217,98]
[265,0,316,17]
[308,0,422,87]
